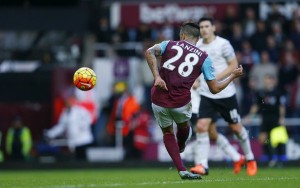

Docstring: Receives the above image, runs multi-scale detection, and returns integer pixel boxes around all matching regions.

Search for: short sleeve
[158,40,170,55]
[201,56,215,81]
[222,40,236,62]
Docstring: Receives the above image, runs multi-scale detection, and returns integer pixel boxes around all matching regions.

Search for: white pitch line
[32,177,298,188]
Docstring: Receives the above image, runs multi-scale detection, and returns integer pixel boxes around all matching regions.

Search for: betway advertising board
[110,3,238,28]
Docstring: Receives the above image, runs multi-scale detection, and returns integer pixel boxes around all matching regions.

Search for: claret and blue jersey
[151,40,215,108]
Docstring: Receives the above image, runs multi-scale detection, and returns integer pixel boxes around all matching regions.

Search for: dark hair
[180,21,200,38]
[198,17,214,25]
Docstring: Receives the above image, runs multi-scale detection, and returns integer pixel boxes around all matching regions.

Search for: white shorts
[152,102,192,128]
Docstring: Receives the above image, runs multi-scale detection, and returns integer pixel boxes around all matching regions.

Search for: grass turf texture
[1,167,299,188]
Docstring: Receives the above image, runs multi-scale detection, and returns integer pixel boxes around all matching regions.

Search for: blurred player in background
[45,96,93,161]
[191,17,257,176]
[245,74,287,167]
[6,116,32,161]
[145,21,243,180]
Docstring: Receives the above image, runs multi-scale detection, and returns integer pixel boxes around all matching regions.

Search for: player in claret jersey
[145,21,243,180]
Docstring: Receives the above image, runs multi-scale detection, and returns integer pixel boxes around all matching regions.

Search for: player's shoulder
[159,40,171,45]
[163,40,185,48]
[196,38,203,47]
[215,36,231,45]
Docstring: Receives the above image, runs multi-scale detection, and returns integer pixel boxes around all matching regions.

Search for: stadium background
[0,0,300,168]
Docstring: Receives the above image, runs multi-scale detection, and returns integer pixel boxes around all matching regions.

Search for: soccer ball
[73,67,97,91]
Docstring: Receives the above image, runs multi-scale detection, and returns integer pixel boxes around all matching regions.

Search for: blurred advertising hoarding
[110,2,239,28]
[109,1,300,29]
[259,1,300,21]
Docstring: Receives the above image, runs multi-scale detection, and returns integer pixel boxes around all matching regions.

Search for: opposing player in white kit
[190,17,257,176]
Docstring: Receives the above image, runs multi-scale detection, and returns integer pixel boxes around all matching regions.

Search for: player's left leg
[171,102,194,153]
[216,95,257,176]
[209,123,245,174]
[230,123,257,176]
[176,121,192,153]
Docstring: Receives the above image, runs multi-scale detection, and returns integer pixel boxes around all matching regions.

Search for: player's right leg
[190,96,214,175]
[152,103,201,180]
[190,117,211,175]
[178,170,202,180]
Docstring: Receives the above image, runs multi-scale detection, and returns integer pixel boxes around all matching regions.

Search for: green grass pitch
[1,167,299,188]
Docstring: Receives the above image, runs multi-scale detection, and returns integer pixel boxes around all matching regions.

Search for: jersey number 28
[163,45,199,77]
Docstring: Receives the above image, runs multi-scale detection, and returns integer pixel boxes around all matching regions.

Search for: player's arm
[202,57,243,94]
[247,104,259,118]
[216,58,238,81]
[242,103,258,125]
[145,43,168,90]
[243,91,260,124]
[145,44,161,79]
[216,41,238,81]
[46,112,67,138]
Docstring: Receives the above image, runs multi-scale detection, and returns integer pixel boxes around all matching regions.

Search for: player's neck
[184,38,198,46]
[203,35,216,44]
